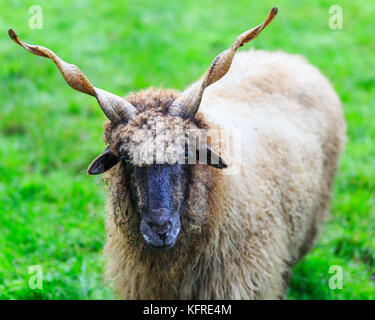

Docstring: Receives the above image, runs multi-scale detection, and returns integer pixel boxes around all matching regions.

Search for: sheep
[9,7,346,299]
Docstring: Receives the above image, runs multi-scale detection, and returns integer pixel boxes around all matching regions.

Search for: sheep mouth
[141,229,179,249]
[140,227,180,251]
[142,235,178,251]
[140,215,181,251]
[148,241,176,251]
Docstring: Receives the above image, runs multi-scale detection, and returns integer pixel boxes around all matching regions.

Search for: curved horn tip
[271,7,278,15]
[8,29,17,40]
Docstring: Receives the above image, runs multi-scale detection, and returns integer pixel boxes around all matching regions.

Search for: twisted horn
[169,7,278,119]
[8,29,137,122]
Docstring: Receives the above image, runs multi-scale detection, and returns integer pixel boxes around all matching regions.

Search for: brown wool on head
[104,88,210,167]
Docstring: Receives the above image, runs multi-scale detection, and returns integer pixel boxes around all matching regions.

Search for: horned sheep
[9,7,346,299]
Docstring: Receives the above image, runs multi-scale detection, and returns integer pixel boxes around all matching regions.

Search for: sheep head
[8,7,277,250]
[90,95,226,250]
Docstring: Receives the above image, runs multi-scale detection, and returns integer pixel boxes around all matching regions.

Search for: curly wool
[104,88,209,166]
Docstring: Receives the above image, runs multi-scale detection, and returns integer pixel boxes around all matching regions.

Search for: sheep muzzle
[140,208,181,250]
[130,163,187,250]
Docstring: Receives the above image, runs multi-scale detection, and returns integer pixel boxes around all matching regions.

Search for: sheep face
[112,110,191,249]
[87,93,227,250]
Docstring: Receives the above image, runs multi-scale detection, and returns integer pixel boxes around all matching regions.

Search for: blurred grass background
[0,0,374,299]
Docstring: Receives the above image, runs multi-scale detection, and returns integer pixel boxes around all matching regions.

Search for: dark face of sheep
[129,163,187,249]
[87,106,227,250]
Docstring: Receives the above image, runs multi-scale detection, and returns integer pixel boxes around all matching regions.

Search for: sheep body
[103,49,346,299]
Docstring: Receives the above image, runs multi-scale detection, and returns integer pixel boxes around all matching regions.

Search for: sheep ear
[197,145,227,169]
[87,147,119,175]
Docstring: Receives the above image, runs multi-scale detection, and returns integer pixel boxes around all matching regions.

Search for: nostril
[150,221,171,239]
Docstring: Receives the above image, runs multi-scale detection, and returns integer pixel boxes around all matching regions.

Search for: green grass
[0,0,374,299]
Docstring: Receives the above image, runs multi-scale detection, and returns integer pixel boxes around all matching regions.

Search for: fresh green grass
[0,0,374,299]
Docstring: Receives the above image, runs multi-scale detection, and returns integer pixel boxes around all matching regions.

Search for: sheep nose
[150,221,171,240]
